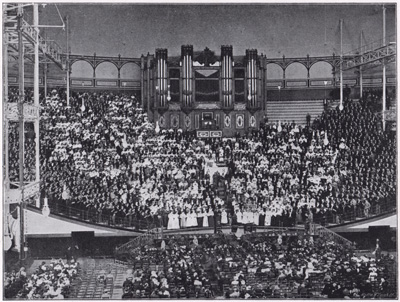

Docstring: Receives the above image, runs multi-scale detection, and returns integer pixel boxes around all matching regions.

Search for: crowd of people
[4,257,80,299]
[4,86,395,231]
[4,86,397,299]
[117,233,396,299]
[7,87,47,183]
[312,98,396,222]
[7,121,37,183]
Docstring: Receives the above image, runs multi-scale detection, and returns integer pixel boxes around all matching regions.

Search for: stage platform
[328,212,397,233]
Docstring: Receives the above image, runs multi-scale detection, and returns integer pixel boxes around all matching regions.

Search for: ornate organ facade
[141,45,267,137]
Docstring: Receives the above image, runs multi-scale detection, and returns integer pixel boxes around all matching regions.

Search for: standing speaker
[369,226,390,249]
[71,231,94,254]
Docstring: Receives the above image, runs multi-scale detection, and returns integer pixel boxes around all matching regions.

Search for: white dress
[167,212,174,230]
[203,212,209,227]
[253,212,259,225]
[180,213,187,228]
[186,213,193,227]
[172,213,180,229]
[221,210,228,224]
[168,213,180,230]
[188,213,198,227]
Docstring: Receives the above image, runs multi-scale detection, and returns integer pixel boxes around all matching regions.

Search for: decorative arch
[309,61,334,78]
[266,63,284,79]
[120,61,141,69]
[120,62,141,80]
[70,60,94,78]
[95,61,119,79]
[285,62,308,79]
[94,60,119,70]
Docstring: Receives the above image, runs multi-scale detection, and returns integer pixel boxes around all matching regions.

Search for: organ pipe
[180,46,193,108]
[221,45,233,109]
[246,49,258,108]
[156,49,168,108]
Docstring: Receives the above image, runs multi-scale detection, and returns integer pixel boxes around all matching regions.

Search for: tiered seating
[111,267,129,299]
[74,258,118,299]
[266,99,324,125]
[74,259,96,299]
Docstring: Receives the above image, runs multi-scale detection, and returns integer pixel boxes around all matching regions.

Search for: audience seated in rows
[118,233,396,299]
[4,257,79,299]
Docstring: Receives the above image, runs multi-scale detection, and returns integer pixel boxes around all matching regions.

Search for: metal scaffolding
[334,6,396,131]
[3,3,65,263]
[342,42,396,71]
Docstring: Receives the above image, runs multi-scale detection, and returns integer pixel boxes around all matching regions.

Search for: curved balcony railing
[27,195,396,233]
[28,199,158,232]
[311,197,396,227]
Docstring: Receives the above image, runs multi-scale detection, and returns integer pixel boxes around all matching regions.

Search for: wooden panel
[72,79,93,87]
[266,81,283,87]
[310,80,333,86]
[96,80,118,87]
[286,81,307,87]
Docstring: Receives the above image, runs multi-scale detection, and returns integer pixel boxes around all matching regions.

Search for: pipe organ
[221,46,233,110]
[155,49,168,109]
[181,45,193,109]
[246,49,258,110]
[142,45,265,136]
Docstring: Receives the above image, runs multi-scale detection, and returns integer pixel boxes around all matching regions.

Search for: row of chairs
[74,262,117,299]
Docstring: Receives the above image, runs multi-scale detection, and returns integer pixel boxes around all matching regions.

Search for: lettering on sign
[23,105,39,119]
[6,104,39,120]
[197,131,210,138]
[6,103,19,120]
[210,131,222,138]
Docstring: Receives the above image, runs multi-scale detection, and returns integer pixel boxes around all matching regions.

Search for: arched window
[266,63,283,79]
[120,63,141,80]
[309,61,333,78]
[285,62,308,79]
[95,62,118,79]
[70,60,93,78]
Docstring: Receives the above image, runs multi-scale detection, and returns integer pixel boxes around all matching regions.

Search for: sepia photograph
[2,1,397,299]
